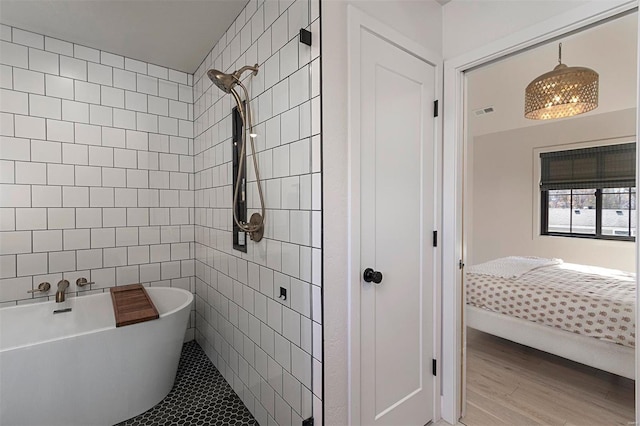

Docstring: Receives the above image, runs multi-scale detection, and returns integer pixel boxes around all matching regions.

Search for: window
[540,143,636,241]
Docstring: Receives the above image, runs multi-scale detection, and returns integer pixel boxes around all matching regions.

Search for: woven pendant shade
[524,43,599,120]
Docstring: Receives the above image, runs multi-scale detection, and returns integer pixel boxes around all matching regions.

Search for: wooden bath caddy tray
[110,284,159,327]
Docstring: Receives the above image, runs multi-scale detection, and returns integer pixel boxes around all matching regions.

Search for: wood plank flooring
[462,328,635,426]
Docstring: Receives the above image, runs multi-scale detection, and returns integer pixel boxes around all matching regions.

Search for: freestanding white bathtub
[0,287,193,426]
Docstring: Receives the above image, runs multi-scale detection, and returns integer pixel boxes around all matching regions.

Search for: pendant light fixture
[524,43,599,120]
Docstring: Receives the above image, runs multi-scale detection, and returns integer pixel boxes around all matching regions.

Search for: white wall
[0,26,196,337]
[192,0,322,425]
[322,1,442,424]
[468,108,636,272]
[442,0,622,60]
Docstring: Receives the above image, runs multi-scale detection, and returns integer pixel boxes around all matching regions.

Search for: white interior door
[359,29,436,426]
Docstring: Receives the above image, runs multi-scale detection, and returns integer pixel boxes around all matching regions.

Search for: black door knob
[363,268,383,284]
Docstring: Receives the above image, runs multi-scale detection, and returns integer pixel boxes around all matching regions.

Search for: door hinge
[302,417,314,426]
[434,100,439,117]
[432,359,437,376]
[432,231,438,247]
[459,259,465,269]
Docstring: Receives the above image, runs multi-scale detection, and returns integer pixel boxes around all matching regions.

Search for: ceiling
[467,11,638,137]
[0,0,249,73]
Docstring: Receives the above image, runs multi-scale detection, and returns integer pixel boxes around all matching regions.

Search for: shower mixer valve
[247,213,264,241]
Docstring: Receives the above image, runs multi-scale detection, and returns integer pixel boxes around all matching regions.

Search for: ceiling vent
[473,106,495,116]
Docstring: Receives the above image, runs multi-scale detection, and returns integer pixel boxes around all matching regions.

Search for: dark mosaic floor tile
[116,341,258,426]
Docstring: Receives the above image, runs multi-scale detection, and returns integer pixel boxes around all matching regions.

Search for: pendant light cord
[558,42,562,65]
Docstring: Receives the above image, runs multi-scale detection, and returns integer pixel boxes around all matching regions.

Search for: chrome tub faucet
[55,279,70,303]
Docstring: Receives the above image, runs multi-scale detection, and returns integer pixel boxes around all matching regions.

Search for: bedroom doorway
[460,11,637,425]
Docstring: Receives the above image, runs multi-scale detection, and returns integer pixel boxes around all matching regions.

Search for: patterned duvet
[466,262,636,348]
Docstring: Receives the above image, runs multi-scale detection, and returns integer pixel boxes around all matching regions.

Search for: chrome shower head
[207,69,236,93]
[207,64,259,94]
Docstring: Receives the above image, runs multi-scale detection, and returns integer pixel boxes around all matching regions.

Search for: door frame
[441,0,640,423]
[347,6,443,425]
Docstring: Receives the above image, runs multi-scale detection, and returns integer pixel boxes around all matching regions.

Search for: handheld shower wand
[207,64,265,242]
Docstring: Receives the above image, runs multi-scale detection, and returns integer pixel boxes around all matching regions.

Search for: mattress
[466,260,636,348]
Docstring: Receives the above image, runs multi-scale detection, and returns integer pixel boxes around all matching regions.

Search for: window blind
[540,143,636,190]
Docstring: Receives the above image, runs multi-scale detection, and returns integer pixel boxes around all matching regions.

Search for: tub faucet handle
[27,282,51,293]
[76,277,95,287]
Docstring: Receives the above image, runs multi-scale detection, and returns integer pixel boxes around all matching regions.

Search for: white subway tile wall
[0,2,322,422]
[193,0,321,424]
[0,26,196,338]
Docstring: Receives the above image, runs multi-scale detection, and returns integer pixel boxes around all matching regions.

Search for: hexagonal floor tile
[116,341,258,426]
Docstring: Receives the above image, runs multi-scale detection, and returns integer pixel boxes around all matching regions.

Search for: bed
[465,256,636,379]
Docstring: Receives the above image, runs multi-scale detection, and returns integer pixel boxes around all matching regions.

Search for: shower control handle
[363,268,383,284]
